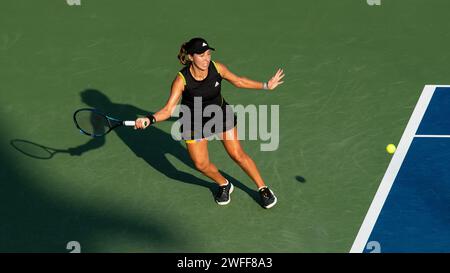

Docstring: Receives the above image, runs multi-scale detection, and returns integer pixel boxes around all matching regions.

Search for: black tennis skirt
[178,99,237,141]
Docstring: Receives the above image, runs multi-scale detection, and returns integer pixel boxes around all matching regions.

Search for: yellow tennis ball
[386,144,396,154]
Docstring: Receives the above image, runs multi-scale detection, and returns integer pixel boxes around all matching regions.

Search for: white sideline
[349,85,449,253]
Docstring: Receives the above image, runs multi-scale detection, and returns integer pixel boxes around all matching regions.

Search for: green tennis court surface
[1,0,449,252]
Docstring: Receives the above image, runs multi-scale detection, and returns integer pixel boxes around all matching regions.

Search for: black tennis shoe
[215,181,234,205]
[259,187,277,209]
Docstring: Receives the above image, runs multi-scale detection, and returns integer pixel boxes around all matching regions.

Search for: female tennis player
[135,37,284,209]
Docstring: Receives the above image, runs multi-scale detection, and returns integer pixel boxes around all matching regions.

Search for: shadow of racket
[10,139,70,160]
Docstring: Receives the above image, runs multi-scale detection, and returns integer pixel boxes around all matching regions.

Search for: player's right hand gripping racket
[73,108,147,137]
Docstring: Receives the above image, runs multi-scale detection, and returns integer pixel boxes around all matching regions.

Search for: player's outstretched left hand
[267,68,285,90]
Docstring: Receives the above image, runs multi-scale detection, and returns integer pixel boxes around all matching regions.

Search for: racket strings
[75,110,110,136]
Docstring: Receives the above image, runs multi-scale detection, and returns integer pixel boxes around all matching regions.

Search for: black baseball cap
[186,37,215,55]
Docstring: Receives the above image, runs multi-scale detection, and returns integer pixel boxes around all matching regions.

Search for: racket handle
[123,120,148,127]
[123,121,135,127]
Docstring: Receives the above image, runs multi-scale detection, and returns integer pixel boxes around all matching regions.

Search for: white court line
[349,85,449,253]
[415,135,450,138]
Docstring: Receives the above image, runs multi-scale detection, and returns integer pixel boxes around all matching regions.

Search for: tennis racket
[73,108,146,137]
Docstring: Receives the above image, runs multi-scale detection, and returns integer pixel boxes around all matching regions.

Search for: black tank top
[179,61,224,108]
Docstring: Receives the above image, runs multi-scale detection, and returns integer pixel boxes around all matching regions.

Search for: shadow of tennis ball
[295,176,306,183]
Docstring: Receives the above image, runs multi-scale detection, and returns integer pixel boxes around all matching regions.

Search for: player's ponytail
[177,42,191,66]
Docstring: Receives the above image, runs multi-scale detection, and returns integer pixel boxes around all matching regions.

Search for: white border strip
[415,135,450,138]
[349,85,448,253]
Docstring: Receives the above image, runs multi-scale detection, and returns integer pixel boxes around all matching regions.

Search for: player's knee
[230,151,248,164]
[194,160,210,172]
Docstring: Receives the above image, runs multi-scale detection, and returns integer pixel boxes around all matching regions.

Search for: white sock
[258,186,268,191]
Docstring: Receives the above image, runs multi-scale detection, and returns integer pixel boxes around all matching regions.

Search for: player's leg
[219,127,265,187]
[185,139,226,185]
[186,139,234,205]
[219,127,277,208]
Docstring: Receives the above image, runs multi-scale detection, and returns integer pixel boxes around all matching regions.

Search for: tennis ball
[386,144,396,154]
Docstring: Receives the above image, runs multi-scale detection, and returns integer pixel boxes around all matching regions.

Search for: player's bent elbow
[158,107,176,121]
[233,78,244,88]
[168,106,178,117]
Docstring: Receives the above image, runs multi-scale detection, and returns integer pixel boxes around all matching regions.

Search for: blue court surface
[351,85,450,253]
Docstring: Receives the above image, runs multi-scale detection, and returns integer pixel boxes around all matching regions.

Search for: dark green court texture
[1,0,449,252]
